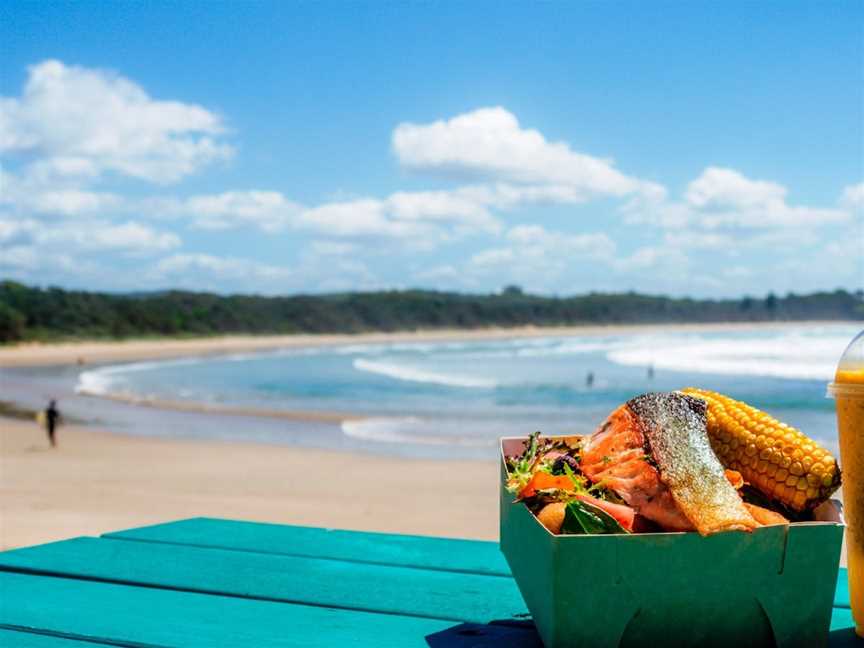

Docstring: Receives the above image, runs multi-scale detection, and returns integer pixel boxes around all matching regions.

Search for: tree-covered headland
[0,280,861,343]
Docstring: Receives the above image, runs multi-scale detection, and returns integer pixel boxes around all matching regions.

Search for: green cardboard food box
[499,436,844,648]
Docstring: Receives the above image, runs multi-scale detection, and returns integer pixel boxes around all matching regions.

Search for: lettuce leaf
[561,499,629,535]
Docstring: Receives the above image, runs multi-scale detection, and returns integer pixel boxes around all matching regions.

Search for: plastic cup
[828,330,864,637]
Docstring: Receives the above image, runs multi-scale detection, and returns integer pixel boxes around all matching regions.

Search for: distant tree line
[0,280,862,343]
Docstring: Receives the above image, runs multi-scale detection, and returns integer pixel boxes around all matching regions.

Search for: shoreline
[2,319,854,429]
[79,391,365,424]
[0,320,853,368]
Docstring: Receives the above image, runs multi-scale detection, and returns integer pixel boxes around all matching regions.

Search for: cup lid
[827,329,864,397]
[836,329,864,375]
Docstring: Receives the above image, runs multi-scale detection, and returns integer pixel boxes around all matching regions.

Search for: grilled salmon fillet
[581,392,758,535]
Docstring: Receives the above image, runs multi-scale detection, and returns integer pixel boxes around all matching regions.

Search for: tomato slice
[575,494,635,532]
[519,472,575,499]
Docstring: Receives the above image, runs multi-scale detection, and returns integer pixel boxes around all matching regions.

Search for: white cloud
[625,167,851,229]
[0,217,39,245]
[298,193,494,243]
[0,244,38,270]
[393,107,665,201]
[179,191,303,231]
[60,221,180,252]
[470,247,516,268]
[29,189,122,216]
[151,186,503,242]
[0,167,122,216]
[299,199,422,238]
[152,251,378,294]
[0,216,179,257]
[469,225,616,274]
[463,223,697,290]
[842,182,864,210]
[458,224,625,294]
[506,224,616,257]
[23,156,101,181]
[175,181,595,239]
[722,266,754,279]
[613,246,688,272]
[685,167,787,209]
[413,264,461,282]
[1,60,232,183]
[385,190,500,233]
[0,245,83,273]
[662,231,733,250]
[306,241,357,256]
[155,253,291,280]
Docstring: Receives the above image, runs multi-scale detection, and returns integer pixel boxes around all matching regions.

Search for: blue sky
[1,1,862,297]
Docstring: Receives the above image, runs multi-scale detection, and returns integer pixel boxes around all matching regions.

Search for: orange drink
[829,331,864,637]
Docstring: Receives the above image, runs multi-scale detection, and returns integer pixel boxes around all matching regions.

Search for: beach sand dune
[1,418,499,550]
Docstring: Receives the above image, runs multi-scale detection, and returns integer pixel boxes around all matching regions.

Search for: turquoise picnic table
[0,517,858,647]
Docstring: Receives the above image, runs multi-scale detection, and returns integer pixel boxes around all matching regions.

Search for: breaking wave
[352,358,498,388]
[607,331,852,380]
[75,357,205,397]
[341,417,493,447]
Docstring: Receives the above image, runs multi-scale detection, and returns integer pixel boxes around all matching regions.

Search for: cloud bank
[1,61,860,295]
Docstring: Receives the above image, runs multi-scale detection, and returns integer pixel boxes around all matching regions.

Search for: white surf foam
[75,357,205,396]
[607,330,855,380]
[514,340,620,357]
[352,358,497,388]
[341,417,493,447]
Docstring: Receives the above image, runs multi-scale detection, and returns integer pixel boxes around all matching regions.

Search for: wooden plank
[830,605,855,632]
[0,537,528,624]
[0,571,470,648]
[105,517,512,577]
[835,567,850,608]
[0,630,118,647]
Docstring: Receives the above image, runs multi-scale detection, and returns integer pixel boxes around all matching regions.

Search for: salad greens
[505,431,633,535]
[561,500,629,535]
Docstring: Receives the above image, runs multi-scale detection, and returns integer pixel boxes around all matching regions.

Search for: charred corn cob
[682,387,841,511]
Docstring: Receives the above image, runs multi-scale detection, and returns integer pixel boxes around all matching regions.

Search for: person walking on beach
[44,400,60,448]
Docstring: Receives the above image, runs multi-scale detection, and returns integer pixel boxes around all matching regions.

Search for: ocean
[59,323,860,460]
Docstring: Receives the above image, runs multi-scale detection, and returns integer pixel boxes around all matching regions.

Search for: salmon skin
[581,392,757,535]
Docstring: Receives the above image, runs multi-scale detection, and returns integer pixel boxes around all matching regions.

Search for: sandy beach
[0,418,499,550]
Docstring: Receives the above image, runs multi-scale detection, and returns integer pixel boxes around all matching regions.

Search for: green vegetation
[1,280,862,343]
